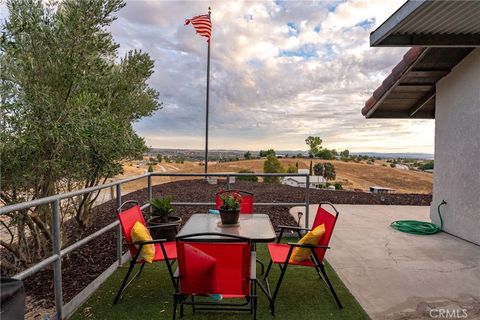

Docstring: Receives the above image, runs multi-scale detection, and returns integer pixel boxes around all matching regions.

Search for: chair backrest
[176,234,251,296]
[311,204,339,262]
[117,202,147,258]
[215,190,254,214]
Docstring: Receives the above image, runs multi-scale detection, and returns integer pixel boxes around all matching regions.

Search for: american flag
[185,14,212,42]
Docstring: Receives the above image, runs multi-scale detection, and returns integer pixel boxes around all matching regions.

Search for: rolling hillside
[117,158,433,195]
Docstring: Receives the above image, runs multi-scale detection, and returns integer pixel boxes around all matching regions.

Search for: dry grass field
[116,158,433,195]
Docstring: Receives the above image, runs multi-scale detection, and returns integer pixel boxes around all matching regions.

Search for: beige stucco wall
[432,48,480,245]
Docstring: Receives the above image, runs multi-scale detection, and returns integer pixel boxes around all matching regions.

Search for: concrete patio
[292,204,480,319]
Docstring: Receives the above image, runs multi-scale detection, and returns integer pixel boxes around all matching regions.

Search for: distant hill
[149,148,433,160]
[122,157,433,194]
[351,152,433,160]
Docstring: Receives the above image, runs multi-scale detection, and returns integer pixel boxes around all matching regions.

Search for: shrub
[237,169,258,182]
[286,164,298,174]
[259,149,276,158]
[419,161,434,171]
[313,162,336,180]
[390,163,396,168]
[334,182,343,190]
[148,164,154,172]
[316,148,336,160]
[263,155,282,183]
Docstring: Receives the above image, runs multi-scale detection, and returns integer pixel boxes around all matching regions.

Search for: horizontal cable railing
[0,172,311,319]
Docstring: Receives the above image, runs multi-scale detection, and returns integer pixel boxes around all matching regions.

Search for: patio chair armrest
[277,225,311,232]
[287,242,330,249]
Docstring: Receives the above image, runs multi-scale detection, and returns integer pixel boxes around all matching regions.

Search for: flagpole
[204,7,211,175]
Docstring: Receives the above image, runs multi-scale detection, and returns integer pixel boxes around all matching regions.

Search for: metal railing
[0,172,311,319]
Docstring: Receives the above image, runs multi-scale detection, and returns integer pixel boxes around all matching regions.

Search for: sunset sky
[9,0,437,153]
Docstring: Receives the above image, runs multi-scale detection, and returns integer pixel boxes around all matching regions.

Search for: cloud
[113,0,433,153]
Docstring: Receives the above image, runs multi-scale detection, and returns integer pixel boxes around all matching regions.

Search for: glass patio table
[176,213,276,305]
[177,213,276,242]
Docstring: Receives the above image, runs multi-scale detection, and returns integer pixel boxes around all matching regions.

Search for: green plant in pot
[218,192,242,225]
[148,196,181,241]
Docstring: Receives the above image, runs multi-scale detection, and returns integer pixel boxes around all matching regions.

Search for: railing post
[227,175,231,190]
[52,200,63,320]
[147,174,152,214]
[305,175,310,229]
[116,184,122,266]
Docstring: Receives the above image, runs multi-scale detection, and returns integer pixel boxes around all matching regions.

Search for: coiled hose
[390,200,446,235]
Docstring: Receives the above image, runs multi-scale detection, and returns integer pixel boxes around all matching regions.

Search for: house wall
[432,48,480,245]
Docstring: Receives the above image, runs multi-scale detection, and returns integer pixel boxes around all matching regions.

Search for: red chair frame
[172,233,257,319]
[263,202,343,315]
[113,200,178,304]
[215,190,254,214]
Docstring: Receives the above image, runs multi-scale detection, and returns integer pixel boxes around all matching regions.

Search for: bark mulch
[4,179,431,319]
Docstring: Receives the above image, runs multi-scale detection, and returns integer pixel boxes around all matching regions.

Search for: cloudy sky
[101,1,435,153]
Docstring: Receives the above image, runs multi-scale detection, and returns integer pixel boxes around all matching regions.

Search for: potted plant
[148,196,181,241]
[218,192,242,225]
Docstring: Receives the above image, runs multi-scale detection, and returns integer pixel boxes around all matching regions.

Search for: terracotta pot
[219,210,240,225]
[147,215,182,241]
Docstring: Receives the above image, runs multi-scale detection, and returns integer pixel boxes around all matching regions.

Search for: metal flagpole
[204,7,211,175]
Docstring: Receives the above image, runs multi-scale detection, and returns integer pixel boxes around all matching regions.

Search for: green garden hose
[390,200,446,235]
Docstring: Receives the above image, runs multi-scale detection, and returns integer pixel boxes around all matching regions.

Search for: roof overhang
[362,47,474,119]
[370,0,480,47]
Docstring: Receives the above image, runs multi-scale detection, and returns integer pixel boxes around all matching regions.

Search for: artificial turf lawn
[71,244,369,320]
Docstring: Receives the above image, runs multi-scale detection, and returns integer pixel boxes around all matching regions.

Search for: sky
[6,0,436,153]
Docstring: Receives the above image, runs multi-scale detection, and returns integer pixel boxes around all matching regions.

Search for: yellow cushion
[130,222,155,263]
[289,224,325,263]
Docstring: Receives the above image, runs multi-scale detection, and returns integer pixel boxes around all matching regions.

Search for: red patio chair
[215,190,254,214]
[215,190,267,274]
[264,202,342,315]
[173,233,257,319]
[113,200,178,304]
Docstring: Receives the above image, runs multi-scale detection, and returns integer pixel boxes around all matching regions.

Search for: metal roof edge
[370,0,428,47]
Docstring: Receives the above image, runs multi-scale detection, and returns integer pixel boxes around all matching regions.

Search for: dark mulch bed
[4,180,431,318]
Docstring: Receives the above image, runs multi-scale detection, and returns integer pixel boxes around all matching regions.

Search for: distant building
[283,176,327,188]
[369,186,395,194]
[283,168,326,188]
[394,164,409,170]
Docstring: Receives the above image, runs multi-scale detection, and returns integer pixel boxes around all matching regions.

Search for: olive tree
[0,0,161,272]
